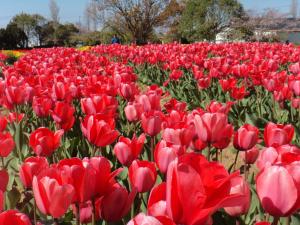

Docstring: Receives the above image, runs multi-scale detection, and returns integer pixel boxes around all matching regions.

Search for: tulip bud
[129,160,157,193]
[98,183,136,222]
[29,127,64,157]
[241,147,259,164]
[224,176,250,216]
[113,134,145,166]
[0,210,32,224]
[256,164,298,217]
[233,124,259,151]
[0,132,15,157]
[141,110,163,137]
[19,157,49,189]
[264,122,294,147]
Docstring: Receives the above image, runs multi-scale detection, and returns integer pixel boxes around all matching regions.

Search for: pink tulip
[233,124,259,151]
[256,164,298,217]
[224,176,250,216]
[129,160,157,193]
[113,134,146,166]
[264,122,294,147]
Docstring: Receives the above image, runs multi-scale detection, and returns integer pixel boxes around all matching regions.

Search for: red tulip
[81,114,119,147]
[264,122,294,147]
[0,210,32,225]
[113,134,146,166]
[289,79,300,96]
[289,62,300,74]
[83,156,122,198]
[32,96,53,118]
[230,86,248,100]
[0,132,14,157]
[72,201,94,224]
[164,98,187,113]
[219,78,237,92]
[292,98,300,109]
[8,112,24,123]
[5,86,26,105]
[141,110,164,137]
[224,176,250,216]
[206,100,233,114]
[129,160,157,193]
[162,127,194,147]
[29,127,64,157]
[0,117,7,132]
[0,191,3,212]
[58,158,97,203]
[169,70,183,80]
[254,222,271,225]
[120,83,138,101]
[148,183,167,217]
[191,137,207,152]
[241,146,260,164]
[233,124,259,151]
[166,153,243,225]
[51,82,69,101]
[137,92,161,112]
[32,175,75,218]
[80,95,117,116]
[51,101,75,131]
[197,77,211,89]
[19,157,49,189]
[256,164,300,216]
[98,183,136,222]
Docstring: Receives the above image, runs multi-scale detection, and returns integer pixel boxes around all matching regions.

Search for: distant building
[216,17,300,44]
[215,28,245,43]
[252,18,300,44]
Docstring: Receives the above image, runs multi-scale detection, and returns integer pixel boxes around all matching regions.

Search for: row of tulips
[0,43,300,225]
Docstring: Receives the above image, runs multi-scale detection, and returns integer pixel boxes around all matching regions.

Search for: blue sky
[0,0,294,28]
[0,0,89,28]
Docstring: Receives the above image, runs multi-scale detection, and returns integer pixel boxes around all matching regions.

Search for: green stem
[244,149,248,180]
[92,199,96,225]
[220,150,223,163]
[290,102,294,122]
[233,150,239,171]
[272,217,280,225]
[1,157,4,169]
[207,144,211,161]
[34,199,37,225]
[76,203,81,225]
[298,108,300,128]
[150,137,155,162]
[286,216,290,225]
[53,218,59,225]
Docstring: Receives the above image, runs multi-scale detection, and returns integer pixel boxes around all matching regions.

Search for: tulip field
[1,42,300,225]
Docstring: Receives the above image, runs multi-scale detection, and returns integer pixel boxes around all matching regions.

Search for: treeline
[1,0,254,49]
[0,13,79,49]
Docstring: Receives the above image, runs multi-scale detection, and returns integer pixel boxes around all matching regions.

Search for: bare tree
[84,0,106,31]
[91,0,172,44]
[84,4,92,31]
[49,0,60,23]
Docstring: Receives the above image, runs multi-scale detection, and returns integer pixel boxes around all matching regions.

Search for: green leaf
[6,186,21,209]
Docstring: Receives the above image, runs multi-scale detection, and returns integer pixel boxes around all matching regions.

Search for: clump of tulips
[0,42,300,225]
